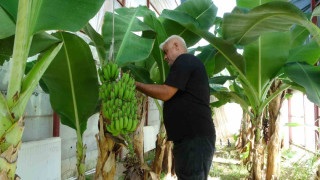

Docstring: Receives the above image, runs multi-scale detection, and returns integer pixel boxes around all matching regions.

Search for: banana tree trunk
[266,82,285,180]
[162,141,173,176]
[133,93,148,165]
[151,124,167,176]
[95,115,120,180]
[251,114,265,180]
[236,110,250,150]
[0,116,24,180]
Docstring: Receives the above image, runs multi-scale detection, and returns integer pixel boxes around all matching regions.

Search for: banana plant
[161,1,320,179]
[0,0,103,179]
[39,32,99,179]
[84,6,157,179]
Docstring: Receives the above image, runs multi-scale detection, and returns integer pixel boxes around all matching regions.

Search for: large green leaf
[197,45,217,77]
[83,23,106,63]
[236,0,285,9]
[102,6,155,67]
[290,25,310,49]
[288,41,320,65]
[160,0,217,47]
[214,52,230,74]
[209,76,237,85]
[0,0,104,35]
[41,32,99,135]
[284,62,320,106]
[0,36,14,65]
[244,32,290,99]
[0,32,61,65]
[143,11,168,83]
[0,6,15,39]
[222,1,320,46]
[12,43,63,117]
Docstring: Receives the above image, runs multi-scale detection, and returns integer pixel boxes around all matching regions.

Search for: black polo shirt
[163,53,215,141]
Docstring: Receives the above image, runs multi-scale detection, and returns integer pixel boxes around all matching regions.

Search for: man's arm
[135,82,178,101]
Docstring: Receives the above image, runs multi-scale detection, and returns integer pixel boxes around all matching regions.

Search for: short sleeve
[164,57,192,91]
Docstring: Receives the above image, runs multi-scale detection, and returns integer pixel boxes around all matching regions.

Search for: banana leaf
[288,41,320,64]
[160,0,217,47]
[290,25,309,49]
[209,76,236,85]
[143,11,169,83]
[222,1,320,46]
[0,32,61,65]
[236,0,285,9]
[0,6,15,39]
[41,32,99,135]
[196,45,217,77]
[244,32,290,100]
[83,23,106,64]
[102,6,155,67]
[0,0,104,34]
[284,62,320,107]
[214,52,230,74]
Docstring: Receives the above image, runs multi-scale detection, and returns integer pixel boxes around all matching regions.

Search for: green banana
[110,121,116,132]
[112,130,120,136]
[106,124,115,133]
[115,119,120,131]
[124,117,128,128]
[130,120,139,132]
[126,118,133,131]
[119,117,124,130]
[121,129,127,135]
[103,68,109,81]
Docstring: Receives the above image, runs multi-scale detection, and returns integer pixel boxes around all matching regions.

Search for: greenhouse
[0,0,319,179]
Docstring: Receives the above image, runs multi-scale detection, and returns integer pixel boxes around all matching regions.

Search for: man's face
[163,41,178,66]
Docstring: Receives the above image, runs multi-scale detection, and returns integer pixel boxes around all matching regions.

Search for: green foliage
[222,1,312,46]
[41,32,99,135]
[0,6,15,39]
[0,0,104,35]
[102,6,155,67]
[161,0,217,47]
[196,45,217,77]
[236,0,285,9]
[284,62,320,106]
[143,11,169,83]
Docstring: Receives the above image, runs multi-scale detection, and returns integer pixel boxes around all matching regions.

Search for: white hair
[159,35,187,50]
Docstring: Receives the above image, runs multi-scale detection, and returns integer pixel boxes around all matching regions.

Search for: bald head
[159,35,188,66]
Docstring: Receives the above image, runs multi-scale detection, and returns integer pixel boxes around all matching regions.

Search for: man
[135,35,216,180]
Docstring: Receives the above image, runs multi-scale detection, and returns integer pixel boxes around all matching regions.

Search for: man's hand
[135,82,178,101]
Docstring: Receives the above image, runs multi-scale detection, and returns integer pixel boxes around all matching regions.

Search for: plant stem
[7,0,33,108]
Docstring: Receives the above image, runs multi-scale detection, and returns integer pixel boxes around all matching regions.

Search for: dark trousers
[173,136,216,180]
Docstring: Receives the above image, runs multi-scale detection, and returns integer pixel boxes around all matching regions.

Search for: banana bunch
[98,62,119,83]
[99,63,139,136]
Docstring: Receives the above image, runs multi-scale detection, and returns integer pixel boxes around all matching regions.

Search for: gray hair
[159,35,187,50]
